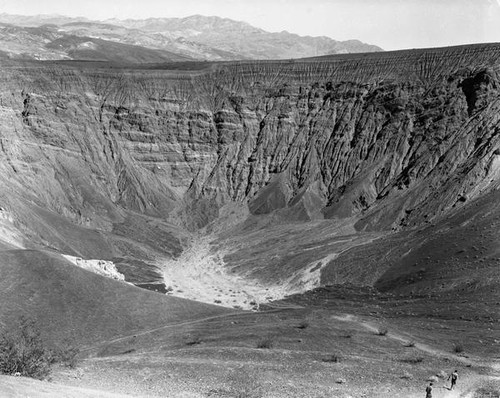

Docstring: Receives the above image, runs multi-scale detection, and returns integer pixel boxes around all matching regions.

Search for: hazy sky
[1,0,500,50]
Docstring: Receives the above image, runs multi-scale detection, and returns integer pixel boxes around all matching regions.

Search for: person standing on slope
[448,370,458,390]
[425,382,433,398]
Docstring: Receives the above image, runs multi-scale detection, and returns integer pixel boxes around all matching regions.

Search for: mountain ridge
[0,13,382,62]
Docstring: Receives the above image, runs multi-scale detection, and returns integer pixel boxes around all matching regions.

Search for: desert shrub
[48,342,80,369]
[256,336,274,349]
[185,335,202,346]
[400,356,424,364]
[0,317,51,379]
[0,317,80,378]
[117,349,136,355]
[321,354,340,363]
[453,342,464,353]
[296,320,309,329]
[377,327,388,336]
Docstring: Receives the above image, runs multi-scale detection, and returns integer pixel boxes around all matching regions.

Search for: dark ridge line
[300,42,500,61]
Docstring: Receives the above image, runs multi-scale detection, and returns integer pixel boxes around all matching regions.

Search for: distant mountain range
[0,13,382,63]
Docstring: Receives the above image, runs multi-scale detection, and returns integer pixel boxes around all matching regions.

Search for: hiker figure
[448,370,458,390]
[425,382,433,398]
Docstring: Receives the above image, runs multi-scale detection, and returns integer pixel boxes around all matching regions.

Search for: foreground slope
[0,249,231,345]
[2,290,497,398]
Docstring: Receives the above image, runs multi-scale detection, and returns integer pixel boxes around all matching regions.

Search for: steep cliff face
[2,46,500,231]
[1,44,500,292]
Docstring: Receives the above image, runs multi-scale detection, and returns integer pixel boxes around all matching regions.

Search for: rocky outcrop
[62,255,126,281]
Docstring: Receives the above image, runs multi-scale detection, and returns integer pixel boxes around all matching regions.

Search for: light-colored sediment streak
[62,255,126,281]
[159,236,358,310]
[0,207,24,249]
[159,236,266,310]
[296,236,381,292]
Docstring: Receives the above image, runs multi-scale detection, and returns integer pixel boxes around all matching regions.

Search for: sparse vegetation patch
[321,354,341,363]
[0,316,79,379]
[0,317,51,379]
[400,356,424,364]
[256,336,274,349]
[185,335,202,346]
[296,320,309,329]
[49,341,80,369]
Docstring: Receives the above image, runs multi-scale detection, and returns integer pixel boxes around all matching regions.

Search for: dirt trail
[426,375,500,398]
[79,310,248,355]
[331,314,499,369]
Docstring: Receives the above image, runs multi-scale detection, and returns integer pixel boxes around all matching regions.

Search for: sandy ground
[0,375,140,398]
[158,235,341,310]
[158,233,380,311]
